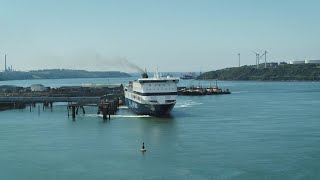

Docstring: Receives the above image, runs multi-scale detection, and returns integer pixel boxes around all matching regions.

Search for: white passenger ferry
[124,70,179,116]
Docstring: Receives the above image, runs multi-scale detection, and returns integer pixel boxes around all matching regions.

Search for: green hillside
[0,69,130,81]
[197,64,320,81]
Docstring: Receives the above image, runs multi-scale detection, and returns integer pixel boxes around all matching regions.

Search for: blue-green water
[1,78,320,179]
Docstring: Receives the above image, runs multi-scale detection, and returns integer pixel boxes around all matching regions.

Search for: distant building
[259,62,279,68]
[267,62,279,68]
[305,60,320,64]
[30,84,47,92]
[289,60,305,64]
[289,60,320,65]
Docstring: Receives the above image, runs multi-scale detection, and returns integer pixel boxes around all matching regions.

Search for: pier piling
[50,102,53,112]
[102,105,107,120]
[72,106,76,119]
[108,104,111,120]
[81,106,85,114]
[76,107,79,115]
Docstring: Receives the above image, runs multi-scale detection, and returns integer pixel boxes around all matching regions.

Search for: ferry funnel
[142,68,148,78]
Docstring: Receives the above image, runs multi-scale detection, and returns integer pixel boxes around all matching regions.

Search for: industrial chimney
[4,54,7,72]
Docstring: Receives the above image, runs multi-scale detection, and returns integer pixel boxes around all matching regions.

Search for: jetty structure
[0,84,124,120]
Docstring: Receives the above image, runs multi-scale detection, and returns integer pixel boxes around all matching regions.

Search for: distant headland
[197,63,320,81]
[0,69,131,81]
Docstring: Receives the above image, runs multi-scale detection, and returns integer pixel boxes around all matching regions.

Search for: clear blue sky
[0,0,319,72]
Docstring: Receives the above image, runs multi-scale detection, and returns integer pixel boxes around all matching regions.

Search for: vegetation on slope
[197,64,320,81]
[0,69,130,81]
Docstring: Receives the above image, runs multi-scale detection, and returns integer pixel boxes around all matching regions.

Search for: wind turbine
[238,53,240,67]
[252,51,260,69]
[260,50,268,68]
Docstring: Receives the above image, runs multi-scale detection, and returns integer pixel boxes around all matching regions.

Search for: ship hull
[125,98,175,116]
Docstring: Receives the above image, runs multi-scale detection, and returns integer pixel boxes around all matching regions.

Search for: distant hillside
[0,69,130,81]
[197,64,320,81]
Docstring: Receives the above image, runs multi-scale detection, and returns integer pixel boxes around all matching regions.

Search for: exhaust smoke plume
[117,57,144,73]
[33,51,145,73]
[92,53,144,73]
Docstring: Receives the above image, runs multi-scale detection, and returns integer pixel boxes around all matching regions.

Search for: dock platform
[0,84,124,120]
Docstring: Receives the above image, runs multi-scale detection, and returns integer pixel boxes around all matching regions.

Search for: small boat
[177,85,205,96]
[177,80,231,96]
[180,72,197,79]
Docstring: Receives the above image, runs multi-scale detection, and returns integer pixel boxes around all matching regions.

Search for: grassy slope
[197,64,320,81]
[0,69,130,81]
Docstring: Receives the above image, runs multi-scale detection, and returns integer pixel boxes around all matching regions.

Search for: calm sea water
[1,77,320,179]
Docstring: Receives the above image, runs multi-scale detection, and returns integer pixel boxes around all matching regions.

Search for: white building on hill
[289,60,305,64]
[289,60,320,64]
[305,60,320,64]
[30,84,47,91]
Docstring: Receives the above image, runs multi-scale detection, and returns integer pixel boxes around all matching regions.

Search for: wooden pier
[0,84,124,120]
[0,97,101,103]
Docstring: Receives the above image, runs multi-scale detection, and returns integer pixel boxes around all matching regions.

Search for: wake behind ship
[124,70,179,116]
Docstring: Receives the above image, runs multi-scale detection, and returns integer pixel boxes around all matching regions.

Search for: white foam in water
[53,102,69,106]
[84,114,150,118]
[118,106,128,109]
[175,100,203,108]
[112,114,150,118]
[83,114,100,118]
